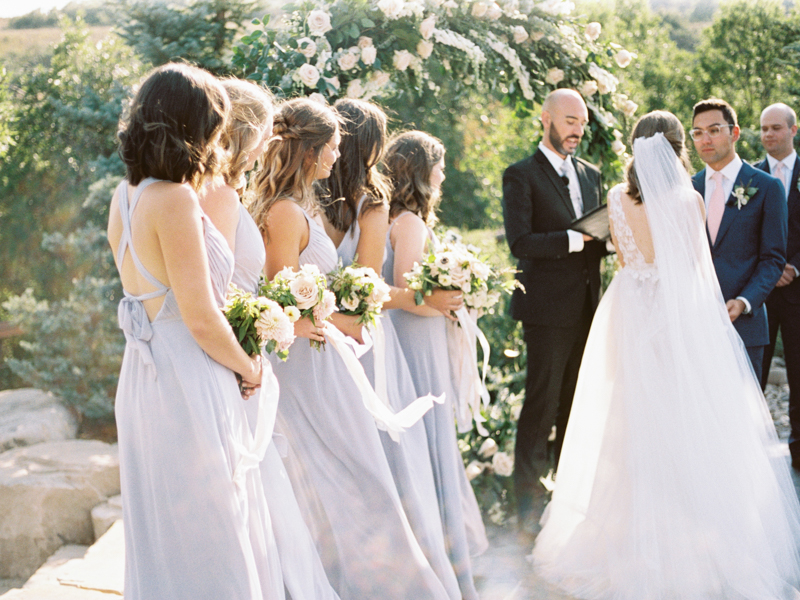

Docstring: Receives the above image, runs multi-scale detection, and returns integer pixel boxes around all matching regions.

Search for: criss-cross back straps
[116,178,170,300]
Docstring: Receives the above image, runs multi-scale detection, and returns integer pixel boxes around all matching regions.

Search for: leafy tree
[695,0,800,158]
[0,19,142,299]
[116,0,263,75]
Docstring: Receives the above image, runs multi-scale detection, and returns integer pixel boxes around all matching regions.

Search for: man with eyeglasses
[502,89,606,538]
[755,103,800,468]
[690,98,787,379]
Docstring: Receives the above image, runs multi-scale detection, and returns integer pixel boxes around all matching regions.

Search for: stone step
[0,521,123,599]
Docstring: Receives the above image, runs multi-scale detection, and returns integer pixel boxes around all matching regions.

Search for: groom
[690,98,787,378]
[502,89,606,533]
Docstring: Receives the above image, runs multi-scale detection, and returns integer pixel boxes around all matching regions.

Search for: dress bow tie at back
[118,295,155,367]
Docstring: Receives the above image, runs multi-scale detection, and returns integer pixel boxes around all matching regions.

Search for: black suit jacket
[502,148,605,326]
[755,155,800,305]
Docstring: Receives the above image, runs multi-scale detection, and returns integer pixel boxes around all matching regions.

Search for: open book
[571,203,610,241]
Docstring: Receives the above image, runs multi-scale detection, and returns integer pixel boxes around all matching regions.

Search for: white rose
[615,49,633,68]
[314,289,338,322]
[623,99,637,118]
[439,274,453,287]
[289,272,320,310]
[377,0,404,19]
[346,78,364,98]
[370,70,391,87]
[471,1,488,17]
[466,460,486,481]
[585,22,601,41]
[478,437,498,458]
[368,281,392,306]
[545,67,565,85]
[420,15,436,40]
[283,305,301,323]
[580,79,598,97]
[295,63,320,88]
[393,49,413,71]
[307,10,332,36]
[338,52,359,71]
[361,45,377,65]
[512,26,528,44]
[340,294,360,312]
[296,37,317,58]
[308,92,327,105]
[611,139,626,155]
[491,451,514,477]
[613,129,623,140]
[531,30,545,42]
[357,36,373,49]
[486,2,503,19]
[417,39,434,59]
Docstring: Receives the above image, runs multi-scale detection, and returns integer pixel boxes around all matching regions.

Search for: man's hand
[776,264,797,288]
[725,299,746,322]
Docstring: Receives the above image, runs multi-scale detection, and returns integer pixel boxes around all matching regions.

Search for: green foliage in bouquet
[224,286,269,357]
[327,262,391,326]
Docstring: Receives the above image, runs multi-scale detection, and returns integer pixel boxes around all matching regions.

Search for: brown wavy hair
[626,110,690,204]
[383,131,445,225]
[118,63,229,189]
[248,98,340,238]
[220,79,274,195]
[323,98,392,232]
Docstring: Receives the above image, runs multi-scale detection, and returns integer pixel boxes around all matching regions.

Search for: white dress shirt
[539,143,585,253]
[767,150,796,200]
[703,154,751,313]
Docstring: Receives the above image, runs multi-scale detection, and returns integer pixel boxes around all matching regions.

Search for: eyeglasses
[689,124,734,141]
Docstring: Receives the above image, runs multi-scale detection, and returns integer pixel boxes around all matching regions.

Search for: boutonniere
[730,179,757,210]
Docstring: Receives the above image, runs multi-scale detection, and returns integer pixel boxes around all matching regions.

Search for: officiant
[502,88,608,535]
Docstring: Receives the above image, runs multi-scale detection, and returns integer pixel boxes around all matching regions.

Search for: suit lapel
[534,150,575,219]
[789,156,800,209]
[712,165,747,249]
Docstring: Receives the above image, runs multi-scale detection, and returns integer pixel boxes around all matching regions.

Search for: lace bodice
[608,184,657,281]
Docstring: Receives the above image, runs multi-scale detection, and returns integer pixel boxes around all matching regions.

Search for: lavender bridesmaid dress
[114,179,283,600]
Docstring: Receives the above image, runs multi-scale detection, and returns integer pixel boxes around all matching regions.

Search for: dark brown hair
[248,98,340,238]
[118,63,229,189]
[626,110,691,204]
[383,131,445,225]
[692,98,738,128]
[323,98,392,233]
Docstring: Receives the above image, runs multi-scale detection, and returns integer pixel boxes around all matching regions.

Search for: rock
[769,366,788,386]
[56,520,124,596]
[90,496,122,540]
[0,440,119,579]
[0,389,77,452]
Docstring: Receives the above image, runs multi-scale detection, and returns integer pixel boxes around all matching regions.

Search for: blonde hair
[383,131,444,225]
[219,79,273,195]
[249,98,340,238]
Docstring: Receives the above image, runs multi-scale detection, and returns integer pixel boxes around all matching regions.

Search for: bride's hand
[294,315,326,343]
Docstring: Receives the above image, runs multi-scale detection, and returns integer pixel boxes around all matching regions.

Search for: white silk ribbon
[448,306,491,435]
[324,322,441,441]
[232,357,280,491]
[367,318,390,408]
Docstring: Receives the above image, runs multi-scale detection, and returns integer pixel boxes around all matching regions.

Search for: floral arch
[232,0,637,175]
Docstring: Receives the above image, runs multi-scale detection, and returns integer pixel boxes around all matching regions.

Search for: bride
[532,110,800,599]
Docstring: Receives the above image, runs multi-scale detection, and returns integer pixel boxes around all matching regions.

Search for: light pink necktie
[707,171,725,244]
[774,162,788,199]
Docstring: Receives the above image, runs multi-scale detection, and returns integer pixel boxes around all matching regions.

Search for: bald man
[502,89,606,534]
[756,103,800,467]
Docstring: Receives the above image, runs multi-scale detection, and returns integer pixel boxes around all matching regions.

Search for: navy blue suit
[756,155,800,462]
[691,162,788,377]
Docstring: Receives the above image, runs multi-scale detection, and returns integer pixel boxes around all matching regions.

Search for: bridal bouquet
[404,230,519,315]
[260,264,337,349]
[223,285,296,361]
[327,262,392,327]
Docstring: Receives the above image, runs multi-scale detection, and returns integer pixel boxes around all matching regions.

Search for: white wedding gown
[532,134,800,600]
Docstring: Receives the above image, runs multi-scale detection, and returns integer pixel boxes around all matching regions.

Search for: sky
[0,0,73,18]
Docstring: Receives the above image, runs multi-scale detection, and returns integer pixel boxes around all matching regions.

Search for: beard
[548,125,580,156]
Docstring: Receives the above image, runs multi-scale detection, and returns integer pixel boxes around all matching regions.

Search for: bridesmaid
[108,64,283,600]
[383,131,489,600]
[321,98,461,600]
[200,79,339,600]
[248,98,451,600]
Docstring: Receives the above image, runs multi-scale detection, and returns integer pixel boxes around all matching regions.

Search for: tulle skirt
[532,267,800,600]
